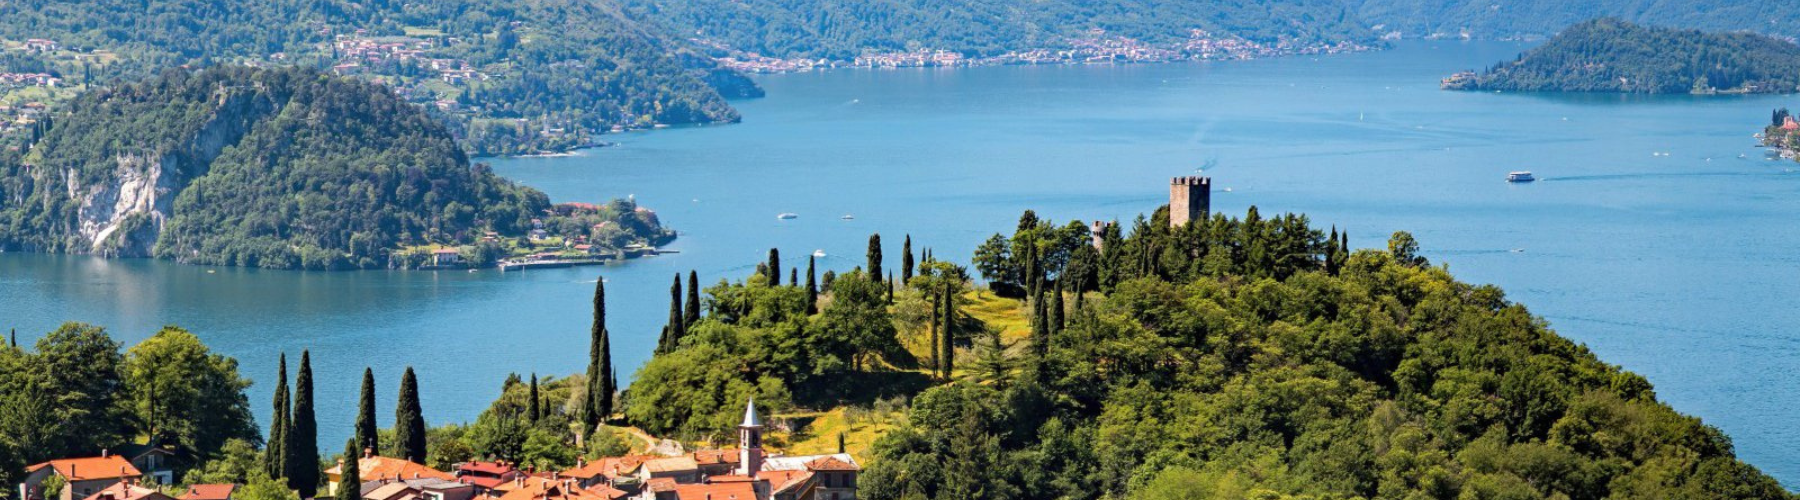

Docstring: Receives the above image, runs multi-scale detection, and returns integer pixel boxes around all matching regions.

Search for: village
[713,29,1372,73]
[18,400,858,500]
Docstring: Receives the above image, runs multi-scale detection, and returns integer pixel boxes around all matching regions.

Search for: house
[178,484,234,500]
[667,481,757,500]
[361,482,421,500]
[324,453,454,496]
[562,456,648,491]
[431,248,462,267]
[362,478,471,500]
[491,477,623,500]
[112,443,180,485]
[79,481,172,500]
[453,461,521,493]
[1784,116,1799,131]
[23,454,144,500]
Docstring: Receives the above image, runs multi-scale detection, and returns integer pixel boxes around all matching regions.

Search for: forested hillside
[614,206,1794,499]
[1348,0,1800,40]
[0,0,755,155]
[1442,19,1800,94]
[0,67,666,270]
[623,0,1373,61]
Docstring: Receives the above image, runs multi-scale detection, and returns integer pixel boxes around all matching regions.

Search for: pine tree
[264,354,289,481]
[805,256,819,315]
[289,351,318,498]
[684,271,701,327]
[527,373,540,424]
[767,248,781,285]
[355,368,377,456]
[940,286,956,380]
[867,234,883,282]
[335,439,361,500]
[395,367,426,463]
[902,235,914,283]
[585,277,613,433]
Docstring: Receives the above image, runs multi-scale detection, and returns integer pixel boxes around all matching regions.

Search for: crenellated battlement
[1169,176,1211,227]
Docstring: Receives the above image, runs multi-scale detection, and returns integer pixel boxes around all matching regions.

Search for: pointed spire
[741,397,762,428]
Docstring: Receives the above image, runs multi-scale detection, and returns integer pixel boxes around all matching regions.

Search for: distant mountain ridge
[1441,18,1800,94]
[1347,0,1800,40]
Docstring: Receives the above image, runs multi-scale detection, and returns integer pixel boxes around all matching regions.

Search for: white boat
[1506,171,1536,183]
[777,213,799,220]
[812,249,827,258]
[840,214,854,220]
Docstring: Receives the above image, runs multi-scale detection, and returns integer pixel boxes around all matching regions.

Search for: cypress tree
[289,351,318,498]
[867,234,883,282]
[902,235,914,283]
[8,328,14,348]
[790,267,798,287]
[585,277,613,433]
[767,248,781,285]
[355,368,377,456]
[1050,282,1065,336]
[527,373,540,424]
[940,285,955,380]
[264,354,289,481]
[395,367,426,463]
[665,274,685,353]
[684,271,701,327]
[336,439,361,500]
[887,272,895,304]
[805,256,818,315]
[1326,226,1339,275]
[1031,287,1049,359]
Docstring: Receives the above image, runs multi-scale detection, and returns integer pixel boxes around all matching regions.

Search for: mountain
[1441,18,1800,94]
[0,66,667,270]
[1348,0,1800,40]
[621,0,1376,61]
[0,0,759,156]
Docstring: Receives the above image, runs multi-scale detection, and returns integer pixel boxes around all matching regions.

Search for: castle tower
[738,397,764,478]
[1169,176,1211,228]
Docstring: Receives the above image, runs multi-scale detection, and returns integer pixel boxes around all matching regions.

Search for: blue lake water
[4,40,1799,484]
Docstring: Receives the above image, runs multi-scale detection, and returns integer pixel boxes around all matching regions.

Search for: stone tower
[1169,176,1211,227]
[738,397,764,478]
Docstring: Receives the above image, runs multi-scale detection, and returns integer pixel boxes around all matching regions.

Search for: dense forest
[623,0,1373,60]
[0,66,668,270]
[619,206,1794,498]
[1348,0,1800,40]
[0,0,754,155]
[1442,18,1800,94]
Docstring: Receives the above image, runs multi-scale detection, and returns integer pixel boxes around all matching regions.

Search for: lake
[4,40,1799,484]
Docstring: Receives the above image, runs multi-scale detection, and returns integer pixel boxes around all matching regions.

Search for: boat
[1506,171,1536,183]
[777,213,799,220]
[813,249,827,258]
[840,214,855,220]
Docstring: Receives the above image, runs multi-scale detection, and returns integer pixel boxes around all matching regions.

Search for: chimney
[364,447,374,459]
[100,449,108,458]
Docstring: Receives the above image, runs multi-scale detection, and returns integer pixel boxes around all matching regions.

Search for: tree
[395,367,427,463]
[236,472,301,500]
[867,234,883,282]
[939,286,955,380]
[767,248,781,285]
[183,439,260,485]
[335,439,361,500]
[264,354,289,482]
[289,351,318,498]
[34,323,131,457]
[527,374,540,424]
[585,277,613,432]
[356,368,378,455]
[661,274,685,354]
[1049,283,1065,336]
[685,270,702,327]
[970,328,1013,389]
[902,235,915,282]
[123,326,257,457]
[1388,231,1427,267]
[805,256,819,315]
[973,234,1015,291]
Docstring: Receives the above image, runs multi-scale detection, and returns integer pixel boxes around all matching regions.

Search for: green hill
[0,0,757,156]
[1348,0,1800,40]
[0,66,668,270]
[1442,18,1800,94]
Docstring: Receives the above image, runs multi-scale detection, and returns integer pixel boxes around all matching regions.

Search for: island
[0,67,672,271]
[1441,18,1800,94]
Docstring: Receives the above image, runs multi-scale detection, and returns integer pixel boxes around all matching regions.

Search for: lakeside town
[710,28,1373,73]
[18,400,858,500]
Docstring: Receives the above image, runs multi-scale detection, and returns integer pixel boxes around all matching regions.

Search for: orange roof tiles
[671,482,756,500]
[562,456,649,480]
[690,450,740,466]
[493,478,610,500]
[759,470,813,493]
[179,484,235,500]
[804,456,860,472]
[79,481,169,500]
[27,456,142,481]
[327,457,453,482]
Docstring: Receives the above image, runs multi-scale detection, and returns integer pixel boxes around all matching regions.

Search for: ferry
[1506,171,1536,183]
[840,214,855,220]
[777,213,799,220]
[813,249,827,258]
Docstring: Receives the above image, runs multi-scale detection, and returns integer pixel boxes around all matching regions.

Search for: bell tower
[738,397,764,477]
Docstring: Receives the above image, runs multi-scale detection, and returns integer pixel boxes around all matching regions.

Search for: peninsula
[1442,18,1800,94]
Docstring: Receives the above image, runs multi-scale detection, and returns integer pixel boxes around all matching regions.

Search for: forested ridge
[1348,0,1800,40]
[1443,18,1800,94]
[0,66,666,270]
[623,0,1373,61]
[617,206,1794,499]
[0,0,754,155]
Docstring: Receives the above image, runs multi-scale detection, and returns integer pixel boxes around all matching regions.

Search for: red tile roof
[671,482,756,500]
[27,456,142,481]
[457,461,514,476]
[180,484,235,500]
[562,456,649,480]
[759,470,813,493]
[805,456,860,472]
[80,482,169,500]
[328,457,453,482]
[690,450,740,466]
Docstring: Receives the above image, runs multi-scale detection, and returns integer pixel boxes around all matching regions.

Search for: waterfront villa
[21,454,143,500]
